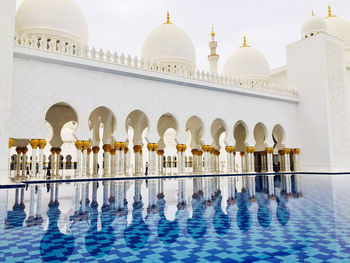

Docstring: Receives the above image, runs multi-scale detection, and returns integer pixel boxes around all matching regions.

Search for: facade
[1,0,350,178]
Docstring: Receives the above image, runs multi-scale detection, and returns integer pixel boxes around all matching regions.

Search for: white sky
[16,0,350,71]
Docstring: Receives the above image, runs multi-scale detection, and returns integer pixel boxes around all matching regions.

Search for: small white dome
[223,37,270,81]
[301,13,327,39]
[16,0,88,47]
[141,14,196,70]
[325,16,350,47]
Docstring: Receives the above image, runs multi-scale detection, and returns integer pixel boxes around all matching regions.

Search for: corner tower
[287,9,350,171]
[0,0,16,171]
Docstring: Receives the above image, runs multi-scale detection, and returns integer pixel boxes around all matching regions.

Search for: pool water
[0,174,349,262]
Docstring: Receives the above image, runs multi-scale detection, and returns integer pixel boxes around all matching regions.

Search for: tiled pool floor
[0,174,349,262]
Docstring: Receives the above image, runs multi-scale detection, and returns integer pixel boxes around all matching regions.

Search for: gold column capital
[30,139,39,149]
[283,148,291,154]
[103,144,112,153]
[114,142,122,151]
[39,139,47,150]
[75,140,83,150]
[82,141,90,150]
[8,138,14,149]
[133,145,142,153]
[265,147,274,154]
[92,146,100,153]
[110,148,116,155]
[87,148,92,155]
[293,148,300,154]
[147,143,158,152]
[246,147,255,153]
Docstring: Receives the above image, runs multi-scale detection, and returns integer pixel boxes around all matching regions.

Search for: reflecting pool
[0,174,349,262]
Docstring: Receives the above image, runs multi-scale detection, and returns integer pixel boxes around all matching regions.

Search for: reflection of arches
[272,124,285,150]
[124,202,150,251]
[45,102,78,147]
[213,193,230,236]
[257,193,272,229]
[254,123,267,151]
[234,121,248,152]
[40,201,75,262]
[210,118,227,150]
[89,106,117,145]
[187,197,207,240]
[125,110,150,146]
[186,116,204,150]
[236,191,252,232]
[157,196,179,245]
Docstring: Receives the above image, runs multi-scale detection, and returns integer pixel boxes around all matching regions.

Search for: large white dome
[324,6,350,47]
[16,0,88,47]
[223,37,270,81]
[301,13,327,39]
[141,14,196,71]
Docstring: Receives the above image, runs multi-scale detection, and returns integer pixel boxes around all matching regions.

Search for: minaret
[208,25,219,76]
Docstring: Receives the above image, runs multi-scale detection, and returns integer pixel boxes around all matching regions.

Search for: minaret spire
[166,11,171,24]
[208,25,219,76]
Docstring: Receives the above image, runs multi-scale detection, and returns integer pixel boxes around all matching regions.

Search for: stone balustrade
[14,33,299,98]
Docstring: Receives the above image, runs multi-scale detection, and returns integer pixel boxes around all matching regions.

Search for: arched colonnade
[7,103,301,177]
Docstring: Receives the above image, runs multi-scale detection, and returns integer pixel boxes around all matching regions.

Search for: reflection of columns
[102,144,111,176]
[75,141,83,176]
[267,175,275,198]
[92,146,100,175]
[30,140,39,176]
[38,140,46,176]
[110,148,116,176]
[202,145,211,174]
[293,149,300,171]
[227,177,236,203]
[8,138,14,177]
[278,150,284,172]
[283,148,291,172]
[87,148,91,176]
[157,150,164,174]
[265,147,274,173]
[133,145,142,175]
[147,143,158,175]
[177,144,187,175]
[246,147,255,173]
[22,147,28,176]
[15,147,21,176]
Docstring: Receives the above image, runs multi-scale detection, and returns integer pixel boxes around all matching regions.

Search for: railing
[14,34,299,98]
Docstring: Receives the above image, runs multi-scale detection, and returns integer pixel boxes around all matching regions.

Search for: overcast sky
[16,0,350,72]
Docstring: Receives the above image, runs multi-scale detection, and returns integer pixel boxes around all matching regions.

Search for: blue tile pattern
[0,175,349,262]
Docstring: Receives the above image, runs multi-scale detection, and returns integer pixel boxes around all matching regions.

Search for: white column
[293,149,300,171]
[75,141,83,177]
[278,150,284,172]
[103,144,111,176]
[134,145,142,175]
[8,139,14,177]
[120,143,126,176]
[86,148,91,176]
[177,144,187,175]
[22,147,28,177]
[15,147,21,176]
[30,140,39,176]
[92,146,99,175]
[240,152,245,173]
[56,148,61,176]
[82,142,89,177]
[265,148,274,172]
[147,143,158,175]
[283,148,291,172]
[110,149,116,176]
[125,148,130,175]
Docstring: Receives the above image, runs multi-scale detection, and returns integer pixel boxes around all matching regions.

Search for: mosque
[0,0,350,179]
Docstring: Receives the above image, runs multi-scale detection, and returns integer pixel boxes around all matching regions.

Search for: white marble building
[1,0,350,177]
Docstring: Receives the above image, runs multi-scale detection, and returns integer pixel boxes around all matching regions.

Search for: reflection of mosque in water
[2,174,303,260]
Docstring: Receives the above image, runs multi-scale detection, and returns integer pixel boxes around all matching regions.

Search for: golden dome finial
[241,35,249,48]
[326,5,336,18]
[211,24,215,38]
[166,11,170,24]
[312,10,315,16]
